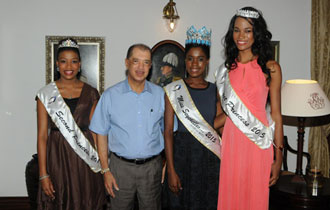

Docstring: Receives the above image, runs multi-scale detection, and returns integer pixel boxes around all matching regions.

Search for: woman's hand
[167,170,182,195]
[41,177,55,200]
[269,159,281,186]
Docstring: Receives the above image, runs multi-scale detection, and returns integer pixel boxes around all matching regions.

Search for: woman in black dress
[163,26,223,210]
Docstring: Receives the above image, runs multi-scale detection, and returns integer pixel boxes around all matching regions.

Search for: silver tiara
[236,9,260,19]
[58,39,79,49]
[186,25,211,46]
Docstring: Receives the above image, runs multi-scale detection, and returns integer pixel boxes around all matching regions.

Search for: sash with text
[215,64,274,149]
[164,80,221,158]
[37,82,101,172]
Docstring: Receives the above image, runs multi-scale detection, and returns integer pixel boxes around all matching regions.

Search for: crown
[58,39,79,49]
[236,9,260,19]
[185,25,211,46]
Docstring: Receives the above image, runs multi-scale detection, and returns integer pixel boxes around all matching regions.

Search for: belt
[113,153,159,165]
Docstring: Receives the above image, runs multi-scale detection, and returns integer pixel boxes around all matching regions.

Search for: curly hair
[223,6,273,85]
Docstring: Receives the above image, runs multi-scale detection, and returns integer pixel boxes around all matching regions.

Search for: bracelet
[39,174,50,181]
[273,144,284,151]
[100,168,110,174]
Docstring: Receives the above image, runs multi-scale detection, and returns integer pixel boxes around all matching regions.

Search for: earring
[204,65,209,76]
[56,67,59,72]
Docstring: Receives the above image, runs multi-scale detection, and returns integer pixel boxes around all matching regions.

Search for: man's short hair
[126,43,152,59]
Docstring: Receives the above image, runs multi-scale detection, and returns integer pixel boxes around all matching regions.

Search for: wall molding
[0,197,30,210]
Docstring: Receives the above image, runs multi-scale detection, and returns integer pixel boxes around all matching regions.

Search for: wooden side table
[269,174,330,210]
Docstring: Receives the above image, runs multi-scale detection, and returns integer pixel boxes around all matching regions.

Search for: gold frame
[45,36,105,93]
[271,41,280,63]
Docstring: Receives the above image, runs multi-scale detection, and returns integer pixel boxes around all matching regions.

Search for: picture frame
[271,41,280,63]
[45,36,105,93]
[148,40,185,87]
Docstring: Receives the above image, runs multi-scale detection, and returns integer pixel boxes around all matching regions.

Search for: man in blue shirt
[89,43,164,210]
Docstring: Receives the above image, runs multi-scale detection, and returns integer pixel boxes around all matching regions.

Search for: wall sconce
[163,0,180,32]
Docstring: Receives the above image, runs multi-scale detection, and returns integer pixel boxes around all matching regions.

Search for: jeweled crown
[185,26,211,46]
[236,9,260,19]
[58,39,79,49]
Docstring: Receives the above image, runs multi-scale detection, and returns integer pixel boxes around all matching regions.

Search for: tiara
[58,39,79,49]
[185,26,211,46]
[236,9,260,19]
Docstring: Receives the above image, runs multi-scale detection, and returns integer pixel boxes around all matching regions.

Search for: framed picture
[148,40,185,87]
[271,41,280,63]
[45,36,105,93]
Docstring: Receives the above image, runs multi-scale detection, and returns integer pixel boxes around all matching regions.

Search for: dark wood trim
[327,134,330,165]
[270,175,330,210]
[0,197,30,210]
[282,135,311,174]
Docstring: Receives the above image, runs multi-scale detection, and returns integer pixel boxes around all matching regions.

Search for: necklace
[68,82,77,99]
[57,80,79,99]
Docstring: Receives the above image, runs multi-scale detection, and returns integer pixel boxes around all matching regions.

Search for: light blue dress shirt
[89,79,165,159]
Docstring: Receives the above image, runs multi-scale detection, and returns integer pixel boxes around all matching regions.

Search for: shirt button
[138,111,141,114]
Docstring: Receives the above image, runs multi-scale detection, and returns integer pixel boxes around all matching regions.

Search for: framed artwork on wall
[149,40,185,87]
[45,36,105,93]
[271,41,280,63]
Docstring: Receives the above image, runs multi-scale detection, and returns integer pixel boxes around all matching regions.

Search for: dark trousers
[109,153,162,210]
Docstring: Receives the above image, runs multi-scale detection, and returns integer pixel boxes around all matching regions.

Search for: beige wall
[0,0,311,195]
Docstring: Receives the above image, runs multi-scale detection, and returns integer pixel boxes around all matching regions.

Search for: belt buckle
[134,158,146,164]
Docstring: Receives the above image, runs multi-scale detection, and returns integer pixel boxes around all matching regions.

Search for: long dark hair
[223,6,273,85]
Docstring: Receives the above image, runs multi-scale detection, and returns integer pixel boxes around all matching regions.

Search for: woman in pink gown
[217,7,284,210]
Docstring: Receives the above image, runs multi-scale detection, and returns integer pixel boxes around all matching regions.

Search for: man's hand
[103,171,119,197]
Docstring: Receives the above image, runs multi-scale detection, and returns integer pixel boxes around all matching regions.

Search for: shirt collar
[122,78,153,94]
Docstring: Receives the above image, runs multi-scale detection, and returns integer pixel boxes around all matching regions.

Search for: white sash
[37,82,101,172]
[164,80,221,158]
[215,64,274,149]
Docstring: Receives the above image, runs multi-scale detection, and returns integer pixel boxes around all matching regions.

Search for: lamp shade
[281,79,330,117]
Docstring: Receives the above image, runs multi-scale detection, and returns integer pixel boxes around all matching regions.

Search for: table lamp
[281,79,330,182]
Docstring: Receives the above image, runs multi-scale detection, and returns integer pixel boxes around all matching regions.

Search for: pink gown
[217,59,274,210]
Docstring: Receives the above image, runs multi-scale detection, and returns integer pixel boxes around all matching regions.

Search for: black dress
[164,82,220,210]
[37,83,106,210]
